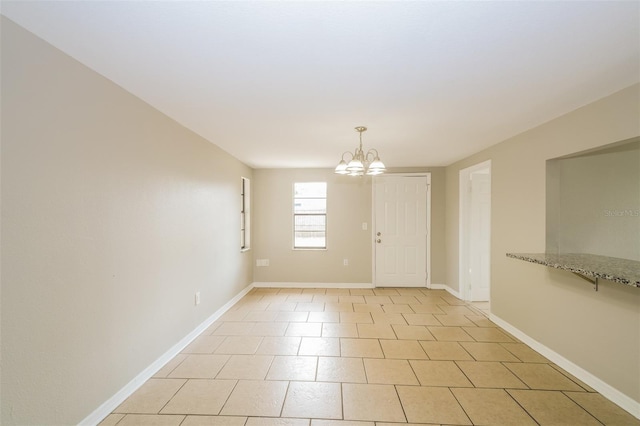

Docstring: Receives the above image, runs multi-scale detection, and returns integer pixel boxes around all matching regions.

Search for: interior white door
[469,173,491,301]
[374,176,427,287]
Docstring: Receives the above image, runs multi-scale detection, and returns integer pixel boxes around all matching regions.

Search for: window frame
[240,177,251,252]
[293,182,327,250]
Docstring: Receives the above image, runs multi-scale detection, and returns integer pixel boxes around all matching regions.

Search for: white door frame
[459,160,492,302]
[372,173,431,288]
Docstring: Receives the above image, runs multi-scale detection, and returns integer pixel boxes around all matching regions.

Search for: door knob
[376,239,382,243]
[376,232,382,236]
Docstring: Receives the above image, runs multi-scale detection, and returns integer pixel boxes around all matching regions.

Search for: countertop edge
[506,253,640,288]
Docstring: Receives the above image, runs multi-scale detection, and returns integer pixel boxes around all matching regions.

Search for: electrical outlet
[256,259,270,267]
[343,259,349,266]
[195,291,201,306]
[362,222,368,230]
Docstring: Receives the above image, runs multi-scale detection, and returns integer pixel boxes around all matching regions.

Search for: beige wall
[445,84,640,403]
[253,169,373,283]
[252,167,447,284]
[1,18,253,425]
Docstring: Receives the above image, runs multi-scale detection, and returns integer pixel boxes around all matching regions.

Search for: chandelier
[334,126,386,176]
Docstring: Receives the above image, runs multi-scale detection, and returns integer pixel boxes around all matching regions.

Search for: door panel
[405,246,417,274]
[384,247,397,273]
[374,176,427,287]
[470,173,491,301]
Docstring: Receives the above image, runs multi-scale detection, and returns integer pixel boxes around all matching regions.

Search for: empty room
[2,1,639,425]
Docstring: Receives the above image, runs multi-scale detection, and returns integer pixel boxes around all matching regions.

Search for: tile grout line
[339,382,345,421]
[561,391,607,426]
[453,359,477,389]
[278,380,292,419]
[504,388,543,426]
[448,385,479,426]
[392,384,409,423]
[156,377,191,417]
[551,363,600,393]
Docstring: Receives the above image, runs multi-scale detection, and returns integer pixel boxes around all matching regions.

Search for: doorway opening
[459,161,492,303]
[372,173,431,288]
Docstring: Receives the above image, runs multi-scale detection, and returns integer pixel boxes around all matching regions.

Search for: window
[241,177,250,251]
[293,182,327,249]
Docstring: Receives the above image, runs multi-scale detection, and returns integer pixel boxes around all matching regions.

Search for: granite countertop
[506,253,640,288]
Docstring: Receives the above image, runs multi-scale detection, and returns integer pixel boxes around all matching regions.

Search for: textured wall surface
[2,18,253,425]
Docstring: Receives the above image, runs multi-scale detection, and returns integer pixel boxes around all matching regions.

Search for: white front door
[374,175,428,287]
[469,173,491,301]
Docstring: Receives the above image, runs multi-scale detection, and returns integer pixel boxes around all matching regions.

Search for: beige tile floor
[101,288,639,426]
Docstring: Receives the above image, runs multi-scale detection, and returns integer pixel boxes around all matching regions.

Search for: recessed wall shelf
[506,253,640,291]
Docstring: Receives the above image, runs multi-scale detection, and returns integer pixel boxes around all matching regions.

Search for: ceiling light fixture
[334,126,386,176]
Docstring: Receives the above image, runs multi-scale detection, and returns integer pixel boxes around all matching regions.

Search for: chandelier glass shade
[334,126,386,176]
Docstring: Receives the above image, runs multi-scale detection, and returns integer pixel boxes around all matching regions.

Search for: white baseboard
[252,282,373,289]
[252,282,464,293]
[80,283,255,426]
[429,283,461,299]
[490,313,640,420]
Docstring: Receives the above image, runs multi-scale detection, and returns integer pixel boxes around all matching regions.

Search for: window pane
[294,198,326,214]
[294,214,325,230]
[294,214,326,248]
[294,232,326,248]
[294,182,327,198]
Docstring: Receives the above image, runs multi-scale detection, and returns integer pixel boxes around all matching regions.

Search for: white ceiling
[2,1,639,168]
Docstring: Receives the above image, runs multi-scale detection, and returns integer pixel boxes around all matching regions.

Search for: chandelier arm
[341,151,354,161]
[364,150,378,163]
